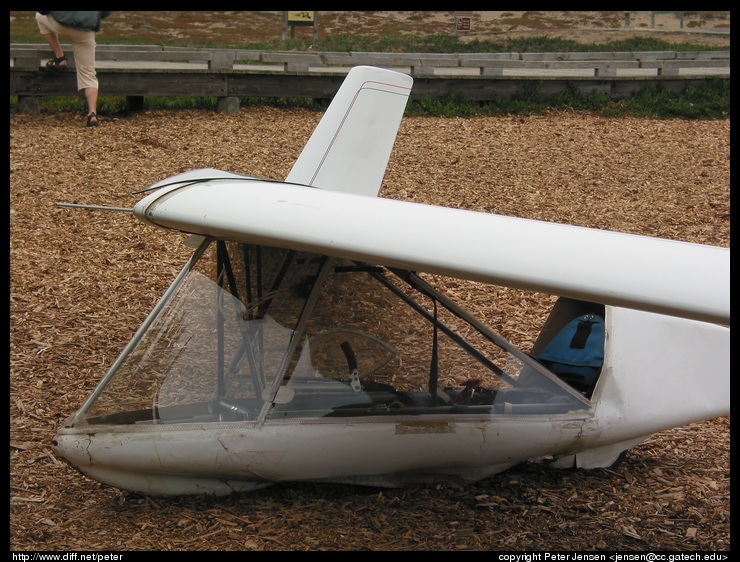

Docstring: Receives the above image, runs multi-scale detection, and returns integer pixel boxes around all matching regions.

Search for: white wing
[134,179,729,326]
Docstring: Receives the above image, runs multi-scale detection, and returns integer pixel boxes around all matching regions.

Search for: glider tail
[285,66,413,197]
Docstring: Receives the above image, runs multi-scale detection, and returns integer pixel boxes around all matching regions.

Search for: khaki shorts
[36,12,98,90]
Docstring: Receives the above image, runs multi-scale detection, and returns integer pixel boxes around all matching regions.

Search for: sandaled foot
[86,113,99,127]
[45,55,68,69]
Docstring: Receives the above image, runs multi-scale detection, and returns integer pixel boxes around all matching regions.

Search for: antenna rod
[56,202,133,212]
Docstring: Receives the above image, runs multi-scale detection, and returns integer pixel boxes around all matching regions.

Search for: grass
[9,11,730,119]
[410,77,729,119]
[13,77,729,121]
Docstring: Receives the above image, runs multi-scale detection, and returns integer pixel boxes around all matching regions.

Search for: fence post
[17,96,41,115]
[217,97,240,114]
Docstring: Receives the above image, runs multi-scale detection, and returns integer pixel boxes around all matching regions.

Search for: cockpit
[70,238,598,428]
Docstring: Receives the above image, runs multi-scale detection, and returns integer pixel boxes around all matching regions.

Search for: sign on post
[454,12,473,34]
[283,11,319,40]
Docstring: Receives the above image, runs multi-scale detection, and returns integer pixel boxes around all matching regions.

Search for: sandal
[86,113,99,127]
[45,55,68,69]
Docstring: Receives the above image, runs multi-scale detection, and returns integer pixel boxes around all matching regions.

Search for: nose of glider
[51,431,90,472]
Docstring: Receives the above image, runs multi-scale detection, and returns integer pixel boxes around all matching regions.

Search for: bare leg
[41,32,67,65]
[84,87,99,124]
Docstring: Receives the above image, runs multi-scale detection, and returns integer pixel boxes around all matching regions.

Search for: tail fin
[285,66,413,197]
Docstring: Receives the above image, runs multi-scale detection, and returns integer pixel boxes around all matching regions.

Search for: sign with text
[454,12,473,33]
[288,11,316,25]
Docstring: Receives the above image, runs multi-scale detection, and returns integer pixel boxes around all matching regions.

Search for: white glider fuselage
[52,293,729,496]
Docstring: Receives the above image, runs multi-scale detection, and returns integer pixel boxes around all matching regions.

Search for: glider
[52,66,729,496]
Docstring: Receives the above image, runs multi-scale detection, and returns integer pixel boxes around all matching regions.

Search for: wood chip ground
[10,107,729,551]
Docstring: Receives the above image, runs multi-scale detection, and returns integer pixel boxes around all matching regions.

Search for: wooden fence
[10,44,730,114]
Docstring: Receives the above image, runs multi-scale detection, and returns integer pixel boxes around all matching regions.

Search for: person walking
[35,11,113,127]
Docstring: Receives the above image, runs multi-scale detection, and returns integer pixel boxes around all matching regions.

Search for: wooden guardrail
[10,44,730,114]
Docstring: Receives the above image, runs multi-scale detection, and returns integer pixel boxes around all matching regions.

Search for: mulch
[10,107,729,551]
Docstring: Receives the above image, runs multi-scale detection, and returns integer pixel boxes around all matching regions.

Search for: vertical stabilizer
[285,66,413,196]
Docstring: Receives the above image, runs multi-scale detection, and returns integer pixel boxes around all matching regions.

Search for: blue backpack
[536,313,604,395]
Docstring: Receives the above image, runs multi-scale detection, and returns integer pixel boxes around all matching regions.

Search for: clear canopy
[74,238,593,427]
